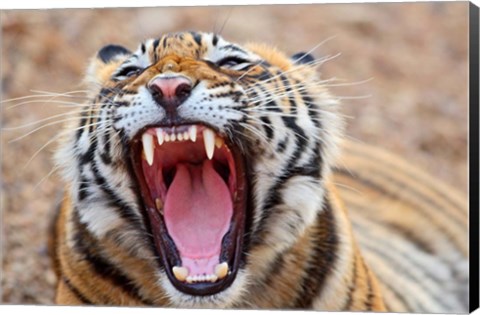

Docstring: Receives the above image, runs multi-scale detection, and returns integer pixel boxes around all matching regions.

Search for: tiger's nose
[147,75,192,107]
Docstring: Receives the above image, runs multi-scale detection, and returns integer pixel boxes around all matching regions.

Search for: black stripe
[190,31,202,46]
[363,259,374,310]
[293,197,338,308]
[212,34,219,46]
[152,38,161,61]
[276,136,289,153]
[79,142,96,166]
[220,44,247,54]
[252,114,311,244]
[279,73,297,114]
[248,69,272,81]
[75,115,88,142]
[89,160,142,229]
[281,116,308,151]
[141,43,146,54]
[62,276,93,304]
[113,100,130,107]
[99,88,115,98]
[71,210,153,304]
[120,89,138,95]
[87,110,96,134]
[251,81,282,113]
[99,128,113,165]
[78,176,90,201]
[299,88,322,129]
[152,38,160,51]
[303,140,323,178]
[342,253,357,310]
[261,248,288,288]
[260,116,274,140]
[82,134,141,229]
[259,60,272,67]
[162,36,168,49]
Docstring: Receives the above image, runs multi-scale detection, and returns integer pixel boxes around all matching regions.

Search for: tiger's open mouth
[130,124,247,296]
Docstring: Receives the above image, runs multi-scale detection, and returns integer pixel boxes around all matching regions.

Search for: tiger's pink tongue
[164,160,232,276]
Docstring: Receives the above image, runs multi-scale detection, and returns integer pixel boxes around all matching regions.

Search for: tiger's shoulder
[333,139,468,312]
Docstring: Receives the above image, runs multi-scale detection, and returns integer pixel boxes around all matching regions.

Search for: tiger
[50,31,468,312]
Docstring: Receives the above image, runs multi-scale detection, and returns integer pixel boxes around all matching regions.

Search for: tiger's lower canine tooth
[215,262,228,279]
[172,266,189,282]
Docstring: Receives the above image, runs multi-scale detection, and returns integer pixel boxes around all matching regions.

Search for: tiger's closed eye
[116,66,142,78]
[216,56,250,68]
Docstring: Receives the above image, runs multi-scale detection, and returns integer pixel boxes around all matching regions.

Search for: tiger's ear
[85,44,131,88]
[97,44,131,63]
[291,52,315,65]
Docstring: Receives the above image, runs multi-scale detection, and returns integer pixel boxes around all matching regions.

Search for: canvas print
[0,2,473,312]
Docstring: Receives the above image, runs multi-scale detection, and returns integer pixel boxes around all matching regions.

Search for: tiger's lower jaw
[130,124,249,297]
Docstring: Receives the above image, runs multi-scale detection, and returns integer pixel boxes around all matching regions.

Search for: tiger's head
[55,31,343,307]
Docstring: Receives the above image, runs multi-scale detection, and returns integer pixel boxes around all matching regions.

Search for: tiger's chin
[130,123,249,297]
[160,269,250,308]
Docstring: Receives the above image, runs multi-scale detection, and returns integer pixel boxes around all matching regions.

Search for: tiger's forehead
[145,32,212,61]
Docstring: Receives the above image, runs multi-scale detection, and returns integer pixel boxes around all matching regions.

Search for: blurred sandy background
[1,3,469,304]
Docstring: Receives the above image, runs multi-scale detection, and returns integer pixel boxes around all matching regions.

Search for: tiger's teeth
[142,133,154,166]
[215,136,224,148]
[203,128,215,160]
[155,198,163,210]
[184,273,219,283]
[165,133,171,142]
[183,131,189,141]
[172,266,189,282]
[177,132,184,141]
[156,129,164,145]
[215,262,229,280]
[171,133,177,141]
[189,126,197,142]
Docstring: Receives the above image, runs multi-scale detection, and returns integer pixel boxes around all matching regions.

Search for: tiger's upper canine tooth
[203,128,215,160]
[214,262,229,280]
[156,129,164,145]
[189,126,197,142]
[172,266,189,282]
[142,133,154,166]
